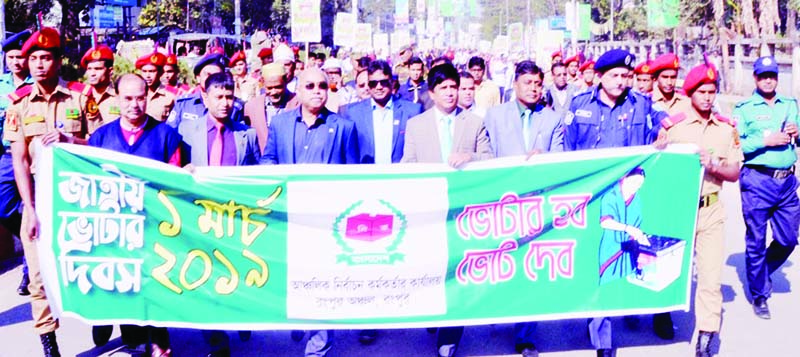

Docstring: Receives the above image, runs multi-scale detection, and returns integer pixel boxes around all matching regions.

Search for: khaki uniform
[394,63,409,85]
[652,86,690,115]
[475,80,501,109]
[146,85,177,121]
[661,106,743,333]
[81,85,118,133]
[234,75,258,102]
[2,79,88,335]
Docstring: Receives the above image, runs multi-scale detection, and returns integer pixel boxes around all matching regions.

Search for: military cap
[80,44,114,68]
[564,54,581,65]
[257,47,273,59]
[2,30,32,52]
[193,53,227,76]
[551,50,562,59]
[579,60,595,72]
[594,49,635,73]
[229,51,247,66]
[135,52,166,69]
[753,56,778,76]
[683,63,718,95]
[649,53,680,74]
[165,54,179,67]
[20,27,61,56]
[634,60,653,75]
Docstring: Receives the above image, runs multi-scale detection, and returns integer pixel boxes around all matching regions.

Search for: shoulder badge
[67,81,86,93]
[5,110,19,131]
[714,113,735,127]
[8,85,33,103]
[660,112,687,129]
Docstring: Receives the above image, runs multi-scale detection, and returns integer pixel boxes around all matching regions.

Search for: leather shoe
[596,348,613,357]
[92,325,114,346]
[518,345,539,357]
[358,329,378,345]
[652,312,675,340]
[290,330,305,342]
[40,331,61,357]
[695,331,715,357]
[238,331,251,342]
[17,272,30,296]
[753,297,771,319]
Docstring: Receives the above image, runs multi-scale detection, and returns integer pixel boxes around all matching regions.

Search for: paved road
[1,182,798,357]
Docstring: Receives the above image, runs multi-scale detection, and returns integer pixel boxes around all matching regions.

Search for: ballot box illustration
[345,213,394,242]
[628,236,686,292]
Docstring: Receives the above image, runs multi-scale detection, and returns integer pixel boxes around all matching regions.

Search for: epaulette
[714,113,735,127]
[7,85,33,103]
[163,85,179,95]
[67,81,86,93]
[81,82,93,96]
[660,112,687,129]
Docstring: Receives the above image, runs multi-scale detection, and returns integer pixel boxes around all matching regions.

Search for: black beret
[594,49,635,73]
[3,30,32,52]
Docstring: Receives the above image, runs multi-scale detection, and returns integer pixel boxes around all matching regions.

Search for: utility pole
[0,0,5,73]
[235,0,241,37]
[609,0,615,41]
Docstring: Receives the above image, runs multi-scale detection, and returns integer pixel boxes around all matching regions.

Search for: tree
[4,0,55,33]
[57,0,94,62]
[138,0,189,29]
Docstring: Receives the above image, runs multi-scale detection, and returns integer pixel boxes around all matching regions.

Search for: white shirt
[372,99,395,164]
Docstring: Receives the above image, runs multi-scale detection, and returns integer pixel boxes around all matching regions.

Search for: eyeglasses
[304,82,329,90]
[368,79,391,89]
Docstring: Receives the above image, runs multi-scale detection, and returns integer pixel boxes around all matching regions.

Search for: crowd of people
[0,25,797,357]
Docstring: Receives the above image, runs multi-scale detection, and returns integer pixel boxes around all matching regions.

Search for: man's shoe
[238,330,251,342]
[518,344,539,357]
[596,348,613,357]
[358,329,378,345]
[695,331,715,357]
[92,325,114,346]
[17,273,30,296]
[438,343,456,357]
[207,347,230,357]
[652,312,675,340]
[40,331,61,357]
[753,297,771,319]
[290,330,305,342]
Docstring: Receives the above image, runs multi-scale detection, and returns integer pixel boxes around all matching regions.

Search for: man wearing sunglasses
[341,60,423,162]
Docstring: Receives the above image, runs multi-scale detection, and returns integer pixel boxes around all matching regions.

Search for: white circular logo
[625,55,632,65]
[762,58,773,66]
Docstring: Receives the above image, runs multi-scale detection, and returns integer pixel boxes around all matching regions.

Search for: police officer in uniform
[733,56,800,320]
[80,43,117,132]
[564,49,666,357]
[3,26,90,357]
[656,62,742,357]
[135,51,178,121]
[650,53,689,114]
[0,30,33,296]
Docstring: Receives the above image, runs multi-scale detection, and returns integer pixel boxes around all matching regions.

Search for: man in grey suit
[545,62,579,120]
[401,63,493,169]
[485,60,564,159]
[179,72,260,168]
[400,62,493,357]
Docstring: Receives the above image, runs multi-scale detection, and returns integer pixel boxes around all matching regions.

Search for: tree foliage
[4,0,55,33]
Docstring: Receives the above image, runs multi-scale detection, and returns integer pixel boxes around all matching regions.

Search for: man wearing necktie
[398,56,433,110]
[400,62,493,357]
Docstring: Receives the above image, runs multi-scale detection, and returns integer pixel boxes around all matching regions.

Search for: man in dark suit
[260,67,359,165]
[397,56,433,109]
[341,60,423,164]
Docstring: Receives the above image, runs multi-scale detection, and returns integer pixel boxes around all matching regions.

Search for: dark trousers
[741,166,800,301]
[0,212,26,275]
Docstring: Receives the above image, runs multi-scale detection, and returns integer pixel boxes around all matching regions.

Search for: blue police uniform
[734,57,800,308]
[166,91,246,129]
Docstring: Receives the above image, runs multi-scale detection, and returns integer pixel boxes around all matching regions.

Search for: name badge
[23,115,45,125]
[182,113,199,121]
[575,109,592,118]
[756,115,770,121]
[109,106,120,115]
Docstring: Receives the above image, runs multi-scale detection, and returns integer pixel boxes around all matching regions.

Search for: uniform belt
[745,165,795,179]
[699,193,719,208]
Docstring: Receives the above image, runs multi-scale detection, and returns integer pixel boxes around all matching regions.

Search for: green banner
[37,144,702,329]
[647,0,680,28]
[578,3,592,40]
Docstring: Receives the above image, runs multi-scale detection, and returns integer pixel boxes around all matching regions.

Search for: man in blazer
[341,60,423,164]
[400,63,493,357]
[485,60,564,158]
[179,72,260,167]
[401,63,492,168]
[260,67,359,165]
[243,62,300,154]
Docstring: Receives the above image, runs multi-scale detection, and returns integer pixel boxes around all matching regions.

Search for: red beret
[135,52,167,69]
[579,60,595,72]
[634,61,653,75]
[165,54,179,67]
[649,53,679,74]
[229,51,247,66]
[258,47,273,58]
[551,50,562,59]
[21,27,61,56]
[564,55,580,65]
[683,64,718,95]
[292,46,300,55]
[80,44,114,68]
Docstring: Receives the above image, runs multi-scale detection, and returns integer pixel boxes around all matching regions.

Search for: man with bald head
[260,67,359,165]
[243,63,300,153]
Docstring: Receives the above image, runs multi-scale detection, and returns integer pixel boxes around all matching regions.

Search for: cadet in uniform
[80,43,117,132]
[733,56,800,320]
[634,60,654,95]
[162,53,191,93]
[650,53,689,114]
[0,30,33,297]
[3,27,89,357]
[657,62,743,357]
[230,50,257,101]
[564,49,667,357]
[135,51,178,121]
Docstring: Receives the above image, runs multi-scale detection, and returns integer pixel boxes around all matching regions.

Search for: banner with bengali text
[36,144,703,329]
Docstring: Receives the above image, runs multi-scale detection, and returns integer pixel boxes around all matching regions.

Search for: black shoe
[17,273,30,296]
[652,312,675,340]
[92,325,114,346]
[40,331,61,357]
[358,329,378,345]
[426,327,438,334]
[238,330,251,342]
[695,331,715,357]
[515,343,539,357]
[208,347,230,357]
[290,330,305,342]
[596,348,613,357]
[753,297,771,319]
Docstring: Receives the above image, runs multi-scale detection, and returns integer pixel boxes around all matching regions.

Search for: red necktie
[210,123,224,166]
